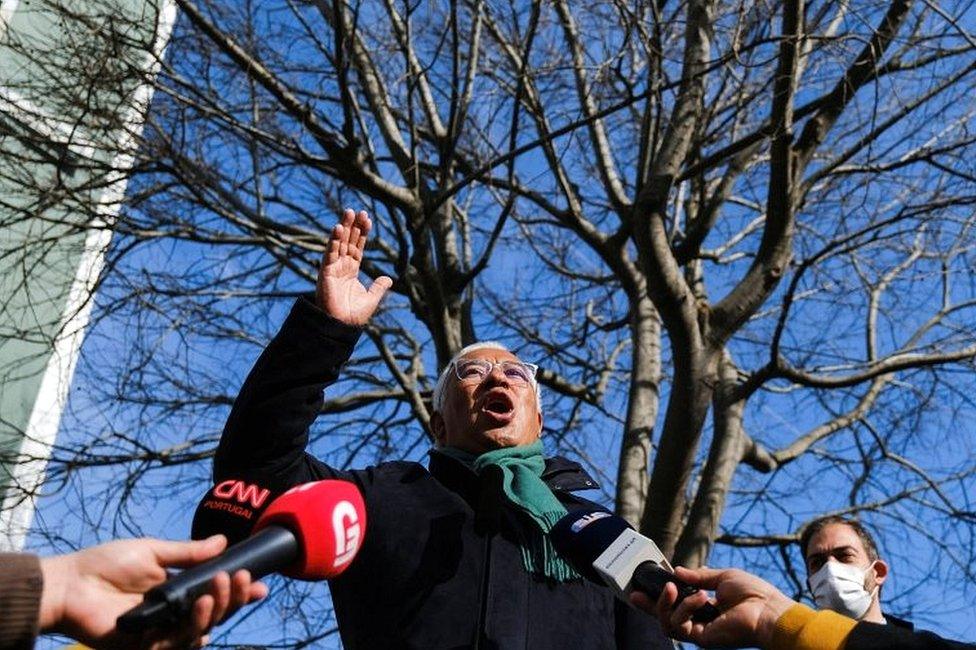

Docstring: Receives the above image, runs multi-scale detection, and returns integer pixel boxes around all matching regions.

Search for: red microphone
[117,480,366,632]
[253,479,366,580]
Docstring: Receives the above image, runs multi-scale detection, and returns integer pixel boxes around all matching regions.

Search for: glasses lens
[456,359,490,381]
[501,362,533,383]
[454,359,537,384]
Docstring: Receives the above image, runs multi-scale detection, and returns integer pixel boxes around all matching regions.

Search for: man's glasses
[453,359,538,385]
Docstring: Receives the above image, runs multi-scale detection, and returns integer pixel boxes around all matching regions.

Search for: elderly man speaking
[205,209,670,649]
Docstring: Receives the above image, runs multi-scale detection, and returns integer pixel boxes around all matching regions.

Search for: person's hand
[630,566,794,649]
[38,534,268,649]
[316,208,393,326]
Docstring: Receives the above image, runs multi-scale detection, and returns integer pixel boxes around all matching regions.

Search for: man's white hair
[431,341,542,412]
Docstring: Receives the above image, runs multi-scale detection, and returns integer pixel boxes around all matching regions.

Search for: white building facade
[0,0,175,550]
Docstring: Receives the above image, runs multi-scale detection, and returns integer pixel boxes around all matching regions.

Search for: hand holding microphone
[34,535,265,650]
[550,508,720,624]
[118,479,367,632]
[636,565,795,648]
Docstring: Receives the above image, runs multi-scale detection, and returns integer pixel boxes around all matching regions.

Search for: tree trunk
[639,344,718,558]
[615,295,661,526]
[672,348,746,567]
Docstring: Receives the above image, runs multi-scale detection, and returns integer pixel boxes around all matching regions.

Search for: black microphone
[118,480,367,632]
[118,526,297,632]
[550,509,720,624]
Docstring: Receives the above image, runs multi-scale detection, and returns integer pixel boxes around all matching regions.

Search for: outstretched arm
[39,535,266,649]
[214,209,392,487]
[630,566,794,649]
[633,566,971,650]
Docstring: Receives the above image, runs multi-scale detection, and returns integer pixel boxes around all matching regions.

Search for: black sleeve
[213,296,363,491]
[846,622,974,650]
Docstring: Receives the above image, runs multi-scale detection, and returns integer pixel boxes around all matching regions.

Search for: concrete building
[0,0,175,549]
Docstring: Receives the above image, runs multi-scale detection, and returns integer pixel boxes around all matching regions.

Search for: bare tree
[446,0,976,580]
[4,0,976,643]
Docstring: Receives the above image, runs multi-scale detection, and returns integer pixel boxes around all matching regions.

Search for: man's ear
[872,558,889,587]
[430,411,446,445]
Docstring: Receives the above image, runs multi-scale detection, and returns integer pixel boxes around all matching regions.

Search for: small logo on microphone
[570,511,611,533]
[213,480,271,509]
[331,501,361,567]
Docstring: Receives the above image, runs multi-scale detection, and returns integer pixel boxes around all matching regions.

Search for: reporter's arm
[637,566,794,648]
[37,535,266,650]
[639,566,971,650]
[768,605,973,650]
[0,552,43,650]
[645,567,856,649]
[768,604,857,650]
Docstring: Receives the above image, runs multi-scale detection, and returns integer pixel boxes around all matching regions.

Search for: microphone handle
[117,525,298,632]
[631,561,721,624]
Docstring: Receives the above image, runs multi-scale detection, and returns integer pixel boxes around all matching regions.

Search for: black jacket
[844,615,973,649]
[207,297,672,650]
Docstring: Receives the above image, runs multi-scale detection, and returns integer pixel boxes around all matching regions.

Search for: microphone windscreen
[191,479,277,544]
[550,508,631,583]
[254,479,367,581]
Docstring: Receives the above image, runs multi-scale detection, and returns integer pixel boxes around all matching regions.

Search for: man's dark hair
[799,515,880,563]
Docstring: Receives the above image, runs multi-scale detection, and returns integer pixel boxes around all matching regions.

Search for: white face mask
[808,560,878,619]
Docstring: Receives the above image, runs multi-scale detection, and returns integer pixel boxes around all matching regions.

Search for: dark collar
[541,455,600,492]
[883,614,915,631]
[427,450,600,500]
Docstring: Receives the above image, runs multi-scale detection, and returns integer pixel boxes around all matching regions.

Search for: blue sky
[25,0,976,646]
[30,220,976,647]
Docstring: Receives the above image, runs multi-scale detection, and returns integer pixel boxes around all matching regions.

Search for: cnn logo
[213,480,271,509]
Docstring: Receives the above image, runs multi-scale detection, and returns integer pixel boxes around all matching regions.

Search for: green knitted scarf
[436,441,578,582]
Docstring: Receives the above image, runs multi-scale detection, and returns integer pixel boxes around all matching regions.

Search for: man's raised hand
[316,209,393,326]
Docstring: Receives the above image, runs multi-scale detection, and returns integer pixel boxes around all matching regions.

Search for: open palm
[316,209,393,326]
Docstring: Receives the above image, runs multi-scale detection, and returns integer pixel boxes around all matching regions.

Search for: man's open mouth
[482,391,515,416]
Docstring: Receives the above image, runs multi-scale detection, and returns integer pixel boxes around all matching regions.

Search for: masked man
[800,516,889,624]
[800,515,969,645]
[199,209,672,649]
